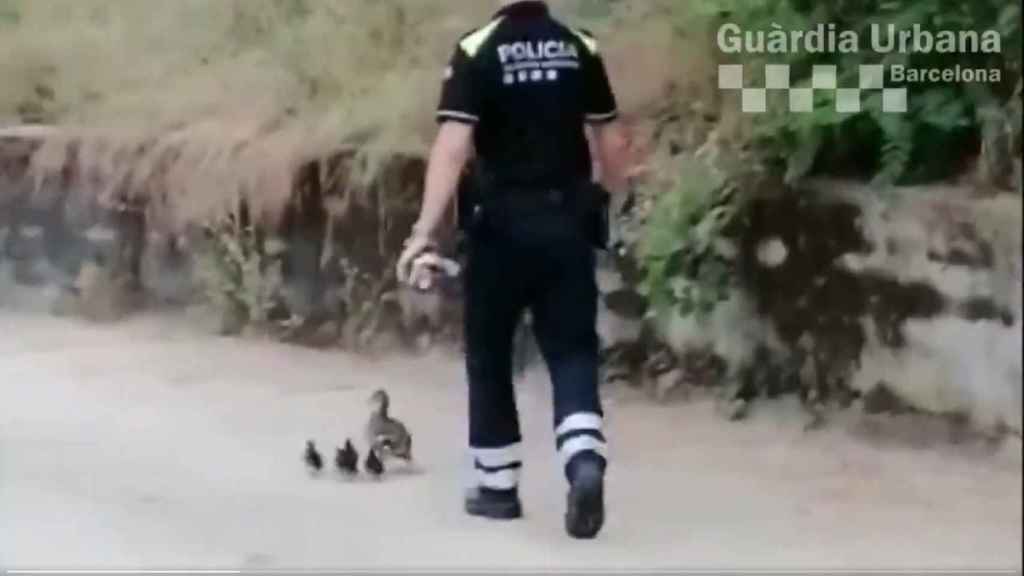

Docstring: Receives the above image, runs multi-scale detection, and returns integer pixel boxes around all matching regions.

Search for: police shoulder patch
[570,27,599,55]
[459,17,505,58]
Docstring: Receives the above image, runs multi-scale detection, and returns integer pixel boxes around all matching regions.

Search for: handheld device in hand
[408,251,462,292]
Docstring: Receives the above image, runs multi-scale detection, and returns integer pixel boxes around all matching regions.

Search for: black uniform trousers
[463,187,607,491]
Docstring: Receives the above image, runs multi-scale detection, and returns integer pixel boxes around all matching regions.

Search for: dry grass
[1,1,491,227]
[0,0,713,229]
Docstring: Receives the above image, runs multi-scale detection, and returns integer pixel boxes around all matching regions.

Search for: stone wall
[621,181,1022,434]
[2,128,1021,434]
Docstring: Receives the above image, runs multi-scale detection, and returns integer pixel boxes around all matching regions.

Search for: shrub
[640,155,741,321]
[194,219,283,335]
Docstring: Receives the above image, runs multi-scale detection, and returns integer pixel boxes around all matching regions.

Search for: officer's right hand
[396,233,437,285]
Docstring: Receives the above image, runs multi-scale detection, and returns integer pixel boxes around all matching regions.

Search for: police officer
[397,0,628,539]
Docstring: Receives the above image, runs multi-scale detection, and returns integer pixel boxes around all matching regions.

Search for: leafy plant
[640,156,741,320]
[194,219,283,334]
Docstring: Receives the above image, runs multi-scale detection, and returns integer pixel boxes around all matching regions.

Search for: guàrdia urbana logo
[717,22,1004,114]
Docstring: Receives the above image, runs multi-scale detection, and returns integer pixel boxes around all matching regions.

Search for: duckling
[365,390,413,462]
[303,440,323,474]
[335,439,359,476]
[364,447,385,479]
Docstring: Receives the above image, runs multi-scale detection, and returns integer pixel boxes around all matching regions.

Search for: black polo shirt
[437,0,619,189]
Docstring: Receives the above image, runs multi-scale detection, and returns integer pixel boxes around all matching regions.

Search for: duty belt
[487,187,573,211]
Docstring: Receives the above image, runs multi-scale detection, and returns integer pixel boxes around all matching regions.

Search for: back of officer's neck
[499,0,548,11]
[497,0,549,19]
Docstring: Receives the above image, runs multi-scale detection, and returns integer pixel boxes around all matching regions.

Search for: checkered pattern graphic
[719,64,908,114]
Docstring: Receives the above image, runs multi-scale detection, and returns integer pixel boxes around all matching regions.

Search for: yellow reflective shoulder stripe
[459,17,506,58]
[570,28,599,55]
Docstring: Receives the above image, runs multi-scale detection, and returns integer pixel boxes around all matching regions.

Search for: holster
[456,170,486,236]
[579,180,611,250]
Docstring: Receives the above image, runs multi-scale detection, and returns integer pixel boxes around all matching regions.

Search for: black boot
[464,487,523,520]
[565,452,606,539]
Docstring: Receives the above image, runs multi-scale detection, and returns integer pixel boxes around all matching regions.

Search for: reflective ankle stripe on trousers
[555,412,606,468]
[471,443,522,490]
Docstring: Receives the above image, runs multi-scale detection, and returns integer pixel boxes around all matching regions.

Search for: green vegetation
[640,156,740,320]
[0,3,17,26]
[0,0,685,324]
[699,0,1022,185]
[640,0,1022,326]
[1,0,1019,339]
[194,220,284,335]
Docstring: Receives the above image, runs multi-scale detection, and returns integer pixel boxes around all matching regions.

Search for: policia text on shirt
[396,0,630,540]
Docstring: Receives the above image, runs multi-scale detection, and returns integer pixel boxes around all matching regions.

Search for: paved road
[1,311,1021,571]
